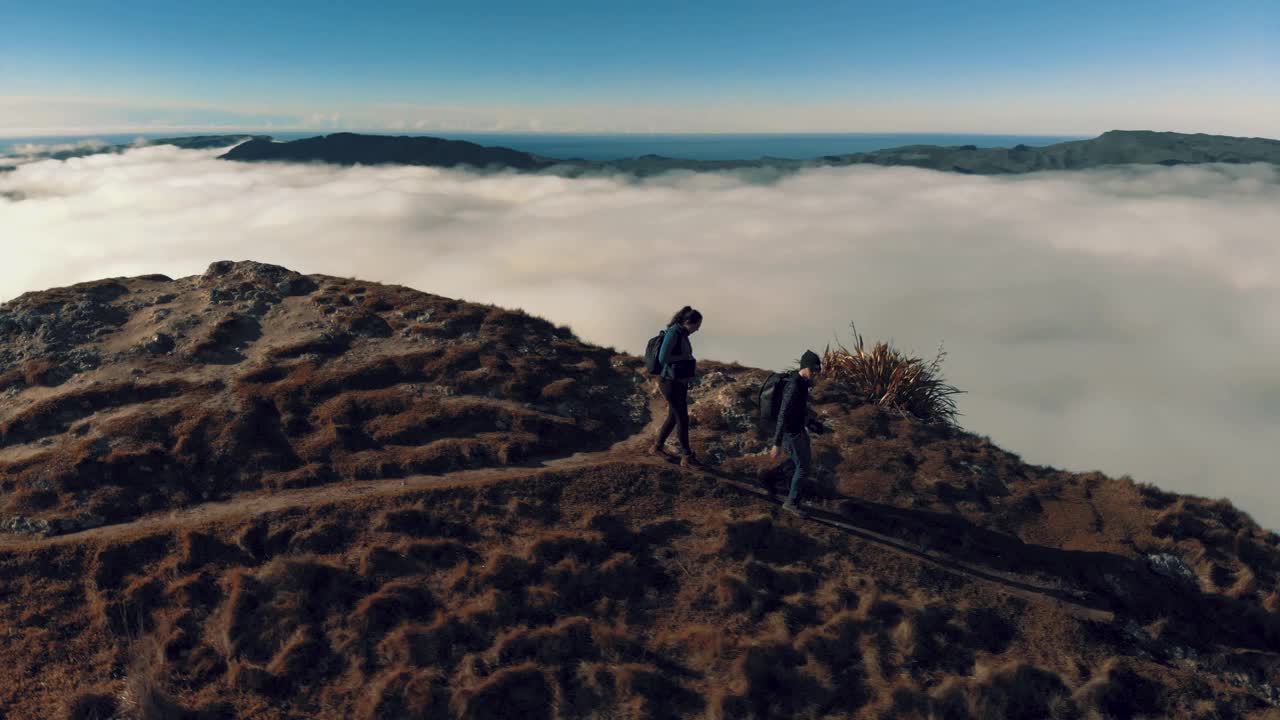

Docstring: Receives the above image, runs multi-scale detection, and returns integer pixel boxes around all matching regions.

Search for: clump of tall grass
[821,324,962,425]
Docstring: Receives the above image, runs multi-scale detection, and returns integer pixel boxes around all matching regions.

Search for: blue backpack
[643,329,666,375]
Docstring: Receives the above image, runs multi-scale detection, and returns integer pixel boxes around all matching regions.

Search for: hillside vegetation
[0,262,1277,719]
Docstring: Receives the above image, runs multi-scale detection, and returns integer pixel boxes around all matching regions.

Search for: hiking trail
[0,389,1114,623]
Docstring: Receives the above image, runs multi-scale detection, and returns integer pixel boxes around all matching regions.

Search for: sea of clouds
[2,144,1277,528]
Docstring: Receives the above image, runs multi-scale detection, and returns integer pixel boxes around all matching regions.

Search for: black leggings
[657,379,691,455]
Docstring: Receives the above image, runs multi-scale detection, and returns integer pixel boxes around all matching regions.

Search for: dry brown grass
[62,690,117,720]
[4,264,1280,719]
[2,461,1279,719]
[822,323,962,425]
[0,267,644,529]
[115,638,191,720]
[357,668,450,720]
[452,664,554,720]
[0,379,213,447]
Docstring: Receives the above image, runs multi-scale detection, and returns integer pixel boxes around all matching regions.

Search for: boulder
[144,333,176,355]
[1147,553,1198,588]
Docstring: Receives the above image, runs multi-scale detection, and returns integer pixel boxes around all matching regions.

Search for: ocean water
[1,132,1087,162]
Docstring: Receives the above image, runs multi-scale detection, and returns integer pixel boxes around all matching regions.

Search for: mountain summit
[1,262,1277,718]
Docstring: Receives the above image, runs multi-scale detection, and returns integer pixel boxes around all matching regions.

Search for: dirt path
[0,390,1115,622]
[0,393,668,549]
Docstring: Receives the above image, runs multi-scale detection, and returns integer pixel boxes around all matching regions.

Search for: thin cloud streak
[3,94,1279,137]
[1,146,1277,528]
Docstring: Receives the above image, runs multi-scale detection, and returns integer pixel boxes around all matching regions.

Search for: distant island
[9,130,1280,176]
[220,130,1280,175]
[222,133,551,171]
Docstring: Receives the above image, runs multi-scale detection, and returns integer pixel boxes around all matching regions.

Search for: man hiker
[770,350,823,515]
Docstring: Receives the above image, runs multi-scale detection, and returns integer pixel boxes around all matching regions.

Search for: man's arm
[806,413,827,435]
[773,377,798,446]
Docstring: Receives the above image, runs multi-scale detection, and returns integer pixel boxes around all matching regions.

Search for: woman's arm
[657,327,680,366]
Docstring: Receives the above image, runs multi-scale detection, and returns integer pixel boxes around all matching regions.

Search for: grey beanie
[800,350,821,370]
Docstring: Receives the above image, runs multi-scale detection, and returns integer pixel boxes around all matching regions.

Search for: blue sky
[1,0,1276,135]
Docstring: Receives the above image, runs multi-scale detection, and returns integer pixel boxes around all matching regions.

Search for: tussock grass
[115,638,189,720]
[822,324,962,426]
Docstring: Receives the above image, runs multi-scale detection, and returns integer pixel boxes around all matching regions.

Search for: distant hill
[11,130,1279,176]
[212,129,1280,176]
[220,132,555,170]
[820,130,1280,174]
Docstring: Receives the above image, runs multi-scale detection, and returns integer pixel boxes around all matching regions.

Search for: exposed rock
[48,513,106,535]
[62,347,102,374]
[1,516,51,536]
[0,509,103,538]
[201,261,317,320]
[341,311,393,338]
[187,313,262,363]
[1148,553,1198,588]
[143,333,175,355]
[202,260,305,286]
[276,275,319,297]
[201,260,239,280]
[1226,673,1280,707]
[0,281,129,352]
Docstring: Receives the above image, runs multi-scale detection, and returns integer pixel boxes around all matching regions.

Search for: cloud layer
[2,146,1277,528]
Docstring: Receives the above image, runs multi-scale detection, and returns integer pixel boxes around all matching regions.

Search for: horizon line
[0,127,1106,140]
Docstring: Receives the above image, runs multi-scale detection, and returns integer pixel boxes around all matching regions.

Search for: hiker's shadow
[824,497,1280,654]
[751,443,843,502]
[703,459,1280,657]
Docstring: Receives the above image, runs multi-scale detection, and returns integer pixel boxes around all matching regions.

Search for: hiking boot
[647,443,670,458]
[679,453,701,468]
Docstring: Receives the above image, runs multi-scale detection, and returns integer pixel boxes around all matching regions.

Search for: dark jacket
[657,323,695,381]
[773,373,810,445]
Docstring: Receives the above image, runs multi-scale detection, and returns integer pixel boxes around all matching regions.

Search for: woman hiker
[649,306,702,467]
